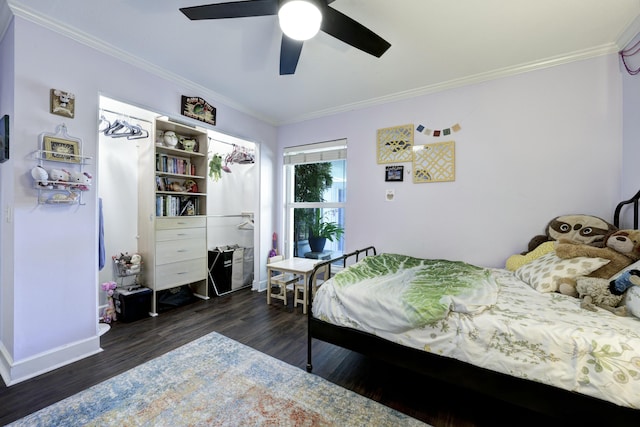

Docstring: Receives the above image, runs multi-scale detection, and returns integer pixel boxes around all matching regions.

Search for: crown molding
[282,43,619,125]
[4,0,630,127]
[0,0,13,41]
[615,12,640,50]
[5,0,277,125]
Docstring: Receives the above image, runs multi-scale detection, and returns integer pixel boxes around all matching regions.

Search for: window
[283,140,347,258]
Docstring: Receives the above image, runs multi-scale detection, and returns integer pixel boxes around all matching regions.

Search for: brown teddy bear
[554,230,640,297]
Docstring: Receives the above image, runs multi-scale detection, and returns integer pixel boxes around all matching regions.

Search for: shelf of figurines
[31,165,92,206]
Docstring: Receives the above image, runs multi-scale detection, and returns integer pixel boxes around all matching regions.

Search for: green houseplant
[308,211,344,253]
[293,162,344,254]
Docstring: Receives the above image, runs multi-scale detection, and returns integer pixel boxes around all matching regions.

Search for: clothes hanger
[98,115,111,133]
[103,119,149,139]
[237,219,254,230]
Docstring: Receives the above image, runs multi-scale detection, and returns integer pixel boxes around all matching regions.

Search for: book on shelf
[155,195,199,217]
[155,153,192,175]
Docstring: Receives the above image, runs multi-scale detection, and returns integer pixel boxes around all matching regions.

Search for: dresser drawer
[156,227,204,242]
[156,216,206,230]
[155,258,206,291]
[156,237,206,265]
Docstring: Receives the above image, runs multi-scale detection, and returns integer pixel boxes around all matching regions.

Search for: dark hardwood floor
[1,288,558,426]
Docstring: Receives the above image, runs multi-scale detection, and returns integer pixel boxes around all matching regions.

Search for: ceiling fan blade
[280,35,304,75]
[321,7,391,58]
[180,0,279,20]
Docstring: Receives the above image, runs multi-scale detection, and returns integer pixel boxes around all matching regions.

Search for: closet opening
[97,95,259,322]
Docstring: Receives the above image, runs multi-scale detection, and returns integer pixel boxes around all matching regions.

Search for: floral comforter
[313,254,640,409]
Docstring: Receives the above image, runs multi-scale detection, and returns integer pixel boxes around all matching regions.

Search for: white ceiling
[4,0,640,125]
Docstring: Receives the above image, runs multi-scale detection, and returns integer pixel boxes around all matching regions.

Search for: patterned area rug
[9,332,429,426]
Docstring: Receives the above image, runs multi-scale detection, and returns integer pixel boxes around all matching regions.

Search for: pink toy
[101,281,117,323]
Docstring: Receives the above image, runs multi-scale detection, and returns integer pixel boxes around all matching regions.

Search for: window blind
[283,139,347,165]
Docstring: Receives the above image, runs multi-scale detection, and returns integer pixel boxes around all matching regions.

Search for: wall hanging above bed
[413,141,455,183]
[376,124,414,164]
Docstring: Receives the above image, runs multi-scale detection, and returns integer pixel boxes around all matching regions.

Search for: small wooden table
[267,257,323,313]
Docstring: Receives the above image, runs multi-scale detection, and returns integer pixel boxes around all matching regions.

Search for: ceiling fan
[179,0,391,75]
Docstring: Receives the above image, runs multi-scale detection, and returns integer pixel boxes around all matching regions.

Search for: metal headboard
[614,189,640,229]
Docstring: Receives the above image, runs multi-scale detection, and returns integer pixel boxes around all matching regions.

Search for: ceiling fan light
[278,0,322,41]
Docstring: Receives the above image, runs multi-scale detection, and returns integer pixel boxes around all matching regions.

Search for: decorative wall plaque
[181,96,216,126]
[376,124,414,164]
[413,141,455,183]
[50,89,75,118]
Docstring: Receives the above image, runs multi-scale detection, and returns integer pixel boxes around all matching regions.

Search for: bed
[306,196,640,426]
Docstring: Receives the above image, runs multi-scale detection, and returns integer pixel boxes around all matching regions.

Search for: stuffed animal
[49,168,70,189]
[70,171,92,191]
[30,166,51,187]
[505,214,618,271]
[101,281,118,323]
[576,269,640,316]
[554,230,640,297]
[168,181,185,192]
[526,214,617,252]
[127,253,142,274]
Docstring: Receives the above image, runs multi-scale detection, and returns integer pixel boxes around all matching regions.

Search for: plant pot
[308,237,327,253]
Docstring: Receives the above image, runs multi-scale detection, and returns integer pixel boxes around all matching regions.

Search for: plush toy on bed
[554,230,640,297]
[527,214,618,251]
[576,269,640,316]
[505,214,618,271]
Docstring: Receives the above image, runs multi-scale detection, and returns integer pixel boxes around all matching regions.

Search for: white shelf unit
[138,118,209,315]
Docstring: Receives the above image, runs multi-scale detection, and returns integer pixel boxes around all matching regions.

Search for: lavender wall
[1,17,277,385]
[278,54,624,267]
[621,33,640,225]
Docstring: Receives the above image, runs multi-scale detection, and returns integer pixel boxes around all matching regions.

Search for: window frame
[283,140,347,258]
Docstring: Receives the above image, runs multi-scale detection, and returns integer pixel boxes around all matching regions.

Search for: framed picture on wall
[0,115,8,163]
[43,136,80,163]
[385,165,404,182]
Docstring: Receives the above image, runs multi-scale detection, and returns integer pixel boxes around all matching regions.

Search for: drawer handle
[176,249,188,253]
[176,233,187,236]
[177,272,187,275]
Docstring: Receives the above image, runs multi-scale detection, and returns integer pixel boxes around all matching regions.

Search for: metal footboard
[306,246,376,372]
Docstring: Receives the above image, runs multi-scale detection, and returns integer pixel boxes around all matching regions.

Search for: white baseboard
[0,336,102,386]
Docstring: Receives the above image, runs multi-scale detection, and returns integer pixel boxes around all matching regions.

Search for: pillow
[623,286,640,318]
[505,241,555,271]
[514,251,610,293]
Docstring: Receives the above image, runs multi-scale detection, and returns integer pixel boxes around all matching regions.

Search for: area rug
[9,332,429,426]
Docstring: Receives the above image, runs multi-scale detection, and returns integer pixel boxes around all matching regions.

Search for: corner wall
[621,33,640,226]
[277,54,624,268]
[1,16,276,385]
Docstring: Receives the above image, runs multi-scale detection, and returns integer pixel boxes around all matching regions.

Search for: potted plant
[308,211,344,253]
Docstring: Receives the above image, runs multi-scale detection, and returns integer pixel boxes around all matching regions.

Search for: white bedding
[313,254,640,409]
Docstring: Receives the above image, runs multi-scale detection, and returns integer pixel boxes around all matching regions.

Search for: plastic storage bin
[113,287,152,322]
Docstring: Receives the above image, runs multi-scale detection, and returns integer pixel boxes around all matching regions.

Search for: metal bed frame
[305,197,640,425]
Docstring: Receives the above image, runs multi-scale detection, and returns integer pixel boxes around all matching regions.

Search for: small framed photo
[385,165,404,182]
[43,136,80,163]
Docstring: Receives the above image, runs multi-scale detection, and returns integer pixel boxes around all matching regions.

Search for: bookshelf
[138,118,209,314]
